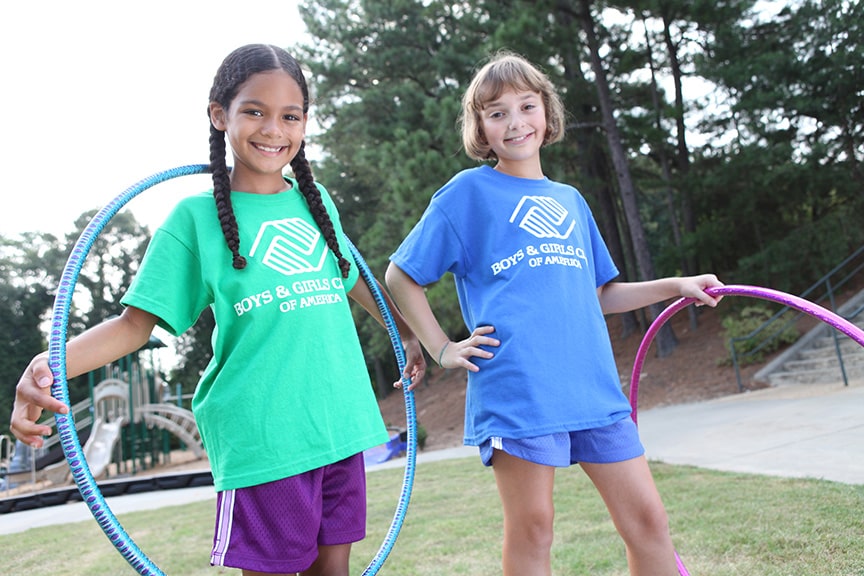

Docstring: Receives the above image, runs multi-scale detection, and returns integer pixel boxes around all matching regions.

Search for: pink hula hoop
[629,284,864,424]
[627,284,864,576]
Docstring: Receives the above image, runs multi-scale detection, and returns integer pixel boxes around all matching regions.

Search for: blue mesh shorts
[479,417,644,467]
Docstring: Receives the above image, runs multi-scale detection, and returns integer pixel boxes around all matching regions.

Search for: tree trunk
[577,0,678,355]
[647,10,699,331]
[661,11,698,259]
[559,32,641,339]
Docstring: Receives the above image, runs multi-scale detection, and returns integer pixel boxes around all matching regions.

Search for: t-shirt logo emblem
[249,218,328,276]
[509,196,575,239]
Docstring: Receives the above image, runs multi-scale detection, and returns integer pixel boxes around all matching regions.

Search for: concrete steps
[754,289,864,387]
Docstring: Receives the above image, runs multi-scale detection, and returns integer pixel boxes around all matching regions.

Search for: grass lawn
[1,459,862,575]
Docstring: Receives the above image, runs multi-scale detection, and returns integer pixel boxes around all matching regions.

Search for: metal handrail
[730,244,864,391]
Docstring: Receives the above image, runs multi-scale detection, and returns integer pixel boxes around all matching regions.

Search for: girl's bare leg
[240,543,351,576]
[492,450,556,576]
[302,543,351,576]
[581,456,678,576]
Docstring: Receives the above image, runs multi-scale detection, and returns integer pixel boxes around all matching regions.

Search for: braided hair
[207,44,351,277]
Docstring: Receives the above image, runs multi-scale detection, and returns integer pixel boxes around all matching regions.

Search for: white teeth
[256,144,282,153]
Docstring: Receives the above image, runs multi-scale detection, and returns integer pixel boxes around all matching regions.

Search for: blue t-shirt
[391,166,631,445]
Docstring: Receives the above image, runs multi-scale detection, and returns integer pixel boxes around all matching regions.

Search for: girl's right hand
[439,325,500,372]
[9,354,69,448]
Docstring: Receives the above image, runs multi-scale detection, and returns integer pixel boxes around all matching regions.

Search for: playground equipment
[363,427,409,466]
[4,341,203,495]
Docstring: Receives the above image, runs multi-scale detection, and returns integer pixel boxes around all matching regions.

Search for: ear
[209,102,227,131]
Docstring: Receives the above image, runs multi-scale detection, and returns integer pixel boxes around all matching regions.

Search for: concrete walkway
[637,380,864,485]
[2,381,862,535]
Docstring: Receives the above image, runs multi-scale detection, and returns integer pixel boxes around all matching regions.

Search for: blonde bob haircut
[460,51,566,161]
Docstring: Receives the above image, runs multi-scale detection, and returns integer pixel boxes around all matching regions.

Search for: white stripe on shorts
[491,436,503,450]
[211,489,236,567]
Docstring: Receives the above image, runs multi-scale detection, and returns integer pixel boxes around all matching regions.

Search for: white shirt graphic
[249,218,328,276]
[509,196,575,239]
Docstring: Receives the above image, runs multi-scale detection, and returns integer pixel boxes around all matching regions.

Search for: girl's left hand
[681,274,725,307]
[395,337,426,391]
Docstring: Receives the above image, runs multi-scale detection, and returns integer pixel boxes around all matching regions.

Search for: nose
[260,116,283,138]
[508,114,523,130]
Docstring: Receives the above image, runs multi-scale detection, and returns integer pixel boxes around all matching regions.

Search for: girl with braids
[386,52,721,576]
[11,44,424,576]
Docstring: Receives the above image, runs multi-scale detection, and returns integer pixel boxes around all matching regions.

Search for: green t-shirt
[122,180,388,491]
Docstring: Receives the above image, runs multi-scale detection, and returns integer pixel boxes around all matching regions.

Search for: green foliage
[688,0,863,285]
[0,268,53,429]
[67,210,150,332]
[0,212,152,422]
[732,198,864,293]
[697,0,863,168]
[720,305,799,365]
[416,422,427,450]
[1,233,63,424]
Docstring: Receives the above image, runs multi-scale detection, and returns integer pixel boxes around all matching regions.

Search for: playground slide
[363,428,407,466]
[83,418,124,478]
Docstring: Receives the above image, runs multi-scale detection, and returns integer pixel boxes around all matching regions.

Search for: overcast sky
[1,0,312,238]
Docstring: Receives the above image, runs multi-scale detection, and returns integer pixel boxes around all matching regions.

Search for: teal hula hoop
[48,165,417,575]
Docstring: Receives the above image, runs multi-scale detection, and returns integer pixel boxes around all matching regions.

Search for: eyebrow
[236,99,304,112]
[484,92,540,108]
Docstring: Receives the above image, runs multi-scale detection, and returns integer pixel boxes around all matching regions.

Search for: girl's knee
[505,509,554,549]
[645,509,671,543]
[618,503,671,547]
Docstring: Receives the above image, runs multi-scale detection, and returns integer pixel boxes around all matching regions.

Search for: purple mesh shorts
[479,417,644,467]
[210,453,367,573]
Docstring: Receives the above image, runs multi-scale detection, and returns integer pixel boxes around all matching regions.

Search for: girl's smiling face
[480,88,547,179]
[209,69,307,194]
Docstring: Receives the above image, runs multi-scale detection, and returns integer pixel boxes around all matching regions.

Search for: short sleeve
[390,202,465,286]
[121,212,212,336]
